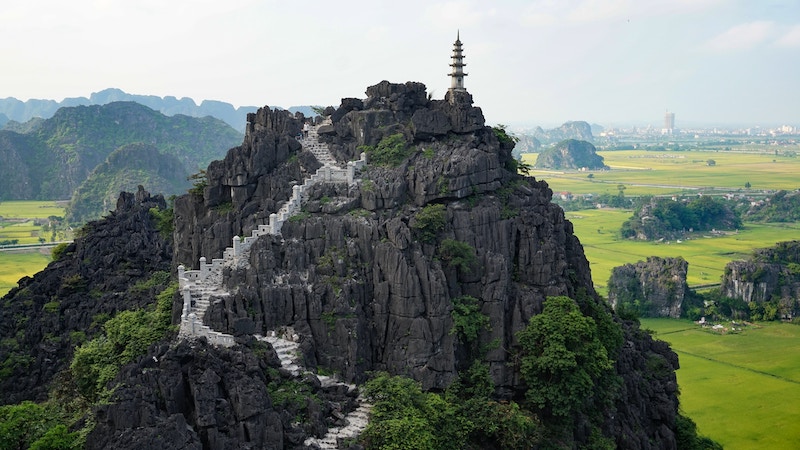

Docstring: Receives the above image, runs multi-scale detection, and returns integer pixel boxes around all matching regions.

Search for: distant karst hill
[534,139,607,170]
[0,101,241,204]
[0,88,259,131]
[65,143,191,223]
[534,120,594,143]
[0,88,325,132]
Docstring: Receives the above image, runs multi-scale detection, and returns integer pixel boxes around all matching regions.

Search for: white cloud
[774,24,800,48]
[701,21,777,51]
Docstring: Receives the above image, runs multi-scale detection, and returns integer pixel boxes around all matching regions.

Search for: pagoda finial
[448,31,467,94]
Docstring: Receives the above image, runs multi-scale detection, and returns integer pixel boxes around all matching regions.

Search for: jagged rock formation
[720,240,800,318]
[2,81,692,449]
[607,256,690,318]
[533,120,594,143]
[534,138,607,170]
[169,80,683,448]
[0,187,173,404]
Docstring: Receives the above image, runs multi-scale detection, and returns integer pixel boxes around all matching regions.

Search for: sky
[2,0,799,128]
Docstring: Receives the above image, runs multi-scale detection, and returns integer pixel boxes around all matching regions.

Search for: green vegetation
[517,296,615,422]
[621,195,741,240]
[362,368,540,450]
[149,206,174,239]
[187,169,208,196]
[64,143,190,224]
[438,239,476,272]
[70,280,177,402]
[0,401,78,450]
[534,139,606,170]
[745,189,800,222]
[491,124,518,146]
[360,133,413,167]
[642,318,800,450]
[449,295,489,344]
[411,204,446,242]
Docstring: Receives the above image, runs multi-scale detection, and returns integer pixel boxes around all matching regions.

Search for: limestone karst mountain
[0,80,705,449]
[0,101,241,202]
[534,138,608,170]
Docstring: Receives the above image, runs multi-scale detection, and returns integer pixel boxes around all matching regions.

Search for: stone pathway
[177,120,372,448]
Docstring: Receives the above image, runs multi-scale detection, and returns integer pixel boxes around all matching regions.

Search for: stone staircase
[304,400,373,449]
[302,123,339,167]
[177,119,372,448]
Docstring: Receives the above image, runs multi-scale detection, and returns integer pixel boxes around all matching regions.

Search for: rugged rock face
[534,139,607,170]
[607,257,690,318]
[720,240,800,318]
[170,80,684,448]
[0,187,173,404]
[2,81,689,449]
[85,339,361,450]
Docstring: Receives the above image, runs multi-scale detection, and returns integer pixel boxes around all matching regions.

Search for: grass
[641,318,800,450]
[567,208,800,296]
[522,149,800,197]
[0,250,52,296]
[0,201,67,219]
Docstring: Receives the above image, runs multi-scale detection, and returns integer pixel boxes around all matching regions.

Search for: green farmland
[521,149,800,197]
[642,318,800,450]
[0,201,68,296]
[0,250,52,295]
[566,208,800,296]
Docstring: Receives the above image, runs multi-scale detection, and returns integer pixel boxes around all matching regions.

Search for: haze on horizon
[1,0,798,129]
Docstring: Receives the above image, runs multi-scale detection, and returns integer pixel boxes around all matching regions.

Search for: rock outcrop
[0,186,173,404]
[2,81,691,449]
[534,139,607,170]
[720,240,800,318]
[169,81,683,448]
[607,257,690,318]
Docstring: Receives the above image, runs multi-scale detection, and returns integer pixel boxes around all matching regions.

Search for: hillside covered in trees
[0,102,241,204]
[621,196,741,240]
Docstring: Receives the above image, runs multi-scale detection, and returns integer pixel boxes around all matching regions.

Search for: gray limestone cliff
[607,257,690,318]
[167,81,683,448]
[720,240,800,318]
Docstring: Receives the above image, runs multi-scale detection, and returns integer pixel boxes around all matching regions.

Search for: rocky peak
[607,256,690,318]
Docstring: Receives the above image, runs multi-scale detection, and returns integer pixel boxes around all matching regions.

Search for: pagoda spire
[448,31,467,93]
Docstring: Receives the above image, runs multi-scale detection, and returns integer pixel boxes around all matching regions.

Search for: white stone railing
[178,121,367,338]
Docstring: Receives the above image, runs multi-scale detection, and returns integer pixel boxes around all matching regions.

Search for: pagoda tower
[448,31,467,93]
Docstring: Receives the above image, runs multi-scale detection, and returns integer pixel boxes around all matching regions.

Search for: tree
[744,181,751,189]
[517,296,613,420]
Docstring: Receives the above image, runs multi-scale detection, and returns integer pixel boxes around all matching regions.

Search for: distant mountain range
[0,101,243,222]
[0,88,319,132]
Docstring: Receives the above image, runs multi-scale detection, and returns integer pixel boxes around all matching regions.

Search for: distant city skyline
[1,1,799,128]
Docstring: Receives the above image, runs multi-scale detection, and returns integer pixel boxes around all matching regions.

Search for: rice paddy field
[520,148,800,296]
[641,318,800,450]
[0,250,52,295]
[521,149,800,197]
[0,201,67,296]
[566,208,800,296]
